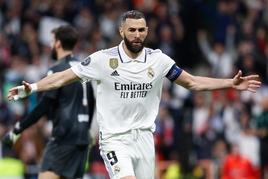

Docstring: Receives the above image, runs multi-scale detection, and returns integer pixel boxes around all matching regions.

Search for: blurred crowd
[0,0,268,178]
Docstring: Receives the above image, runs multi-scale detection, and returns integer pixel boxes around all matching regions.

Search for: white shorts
[99,129,155,179]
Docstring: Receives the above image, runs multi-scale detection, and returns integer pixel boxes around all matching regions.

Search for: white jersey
[71,41,176,139]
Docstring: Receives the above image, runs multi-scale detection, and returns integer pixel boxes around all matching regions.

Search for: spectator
[253,96,268,178]
[221,144,258,179]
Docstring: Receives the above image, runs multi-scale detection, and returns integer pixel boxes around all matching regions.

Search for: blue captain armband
[166,64,183,82]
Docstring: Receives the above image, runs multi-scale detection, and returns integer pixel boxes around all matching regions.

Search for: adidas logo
[111,70,120,76]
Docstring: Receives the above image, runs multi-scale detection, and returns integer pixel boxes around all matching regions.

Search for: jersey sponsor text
[115,82,152,98]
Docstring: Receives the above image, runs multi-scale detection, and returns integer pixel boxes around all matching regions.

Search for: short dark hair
[119,10,145,26]
[51,25,78,50]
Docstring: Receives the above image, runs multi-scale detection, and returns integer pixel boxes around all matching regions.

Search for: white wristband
[30,83,38,93]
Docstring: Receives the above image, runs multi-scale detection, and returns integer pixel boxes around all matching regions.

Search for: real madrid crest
[114,165,120,173]
[147,67,155,78]
[109,58,119,69]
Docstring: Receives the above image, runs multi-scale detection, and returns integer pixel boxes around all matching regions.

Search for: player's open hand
[7,81,32,101]
[232,70,261,93]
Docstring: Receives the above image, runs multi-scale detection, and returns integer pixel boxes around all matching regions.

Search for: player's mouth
[132,42,142,45]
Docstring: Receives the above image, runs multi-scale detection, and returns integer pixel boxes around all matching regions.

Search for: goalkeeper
[2,25,95,179]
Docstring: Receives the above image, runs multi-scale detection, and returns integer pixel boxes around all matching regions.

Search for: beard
[123,36,144,53]
[51,47,58,60]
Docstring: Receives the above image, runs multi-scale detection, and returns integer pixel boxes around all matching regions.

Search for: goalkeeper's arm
[2,96,53,147]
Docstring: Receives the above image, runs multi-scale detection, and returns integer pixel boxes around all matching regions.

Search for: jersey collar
[118,41,146,63]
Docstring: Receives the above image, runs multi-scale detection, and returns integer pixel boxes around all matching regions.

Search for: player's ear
[119,27,124,38]
[55,40,61,49]
[145,26,148,35]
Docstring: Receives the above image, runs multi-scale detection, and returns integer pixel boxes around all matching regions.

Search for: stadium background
[0,0,268,178]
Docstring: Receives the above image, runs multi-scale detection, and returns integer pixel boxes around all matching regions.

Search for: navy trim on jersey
[135,49,147,63]
[118,46,147,63]
[166,64,183,82]
[117,46,124,63]
[144,51,147,63]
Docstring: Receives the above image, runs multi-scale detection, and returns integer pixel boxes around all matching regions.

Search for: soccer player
[3,25,95,179]
[7,10,261,179]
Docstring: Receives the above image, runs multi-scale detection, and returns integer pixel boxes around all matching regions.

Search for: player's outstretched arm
[2,96,53,148]
[175,70,261,92]
[7,68,80,101]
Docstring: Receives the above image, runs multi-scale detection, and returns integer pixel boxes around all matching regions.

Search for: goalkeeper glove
[2,122,22,148]
[2,131,20,148]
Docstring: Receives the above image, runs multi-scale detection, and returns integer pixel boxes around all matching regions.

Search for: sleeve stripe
[166,64,183,82]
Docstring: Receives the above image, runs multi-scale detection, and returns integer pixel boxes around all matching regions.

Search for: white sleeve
[160,52,176,77]
[71,51,101,82]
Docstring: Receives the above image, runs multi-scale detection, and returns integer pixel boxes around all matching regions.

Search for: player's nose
[135,30,141,38]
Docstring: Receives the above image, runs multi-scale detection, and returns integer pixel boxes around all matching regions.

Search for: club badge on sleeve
[81,56,91,66]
